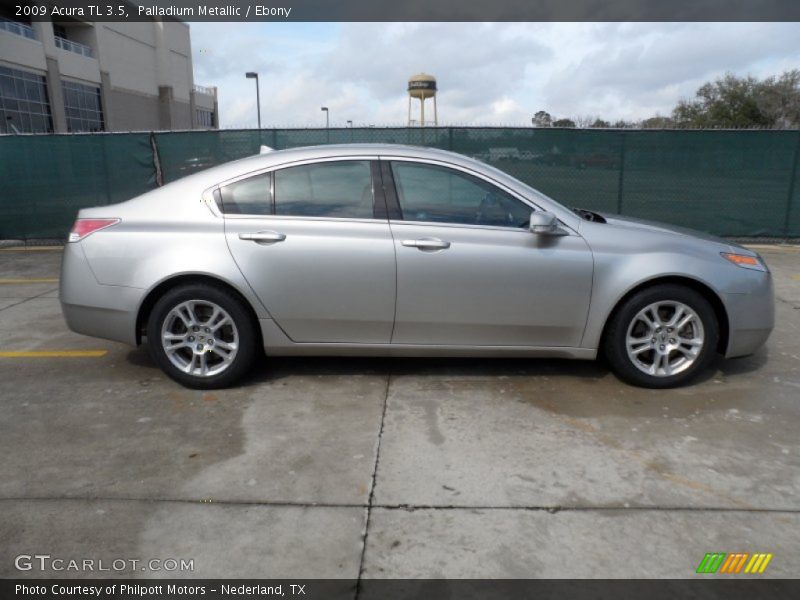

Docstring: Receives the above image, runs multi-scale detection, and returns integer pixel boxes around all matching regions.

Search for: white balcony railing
[0,17,36,40]
[193,84,216,96]
[55,35,94,58]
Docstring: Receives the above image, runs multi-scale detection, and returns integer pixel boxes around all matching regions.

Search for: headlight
[721,252,767,272]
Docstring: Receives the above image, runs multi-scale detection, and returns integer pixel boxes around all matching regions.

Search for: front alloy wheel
[604,285,719,388]
[147,283,257,389]
[625,301,705,377]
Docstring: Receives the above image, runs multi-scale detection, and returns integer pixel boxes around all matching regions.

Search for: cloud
[190,22,800,128]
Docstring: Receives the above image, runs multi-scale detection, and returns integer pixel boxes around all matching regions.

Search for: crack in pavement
[355,370,392,600]
[1,497,798,514]
[0,287,59,313]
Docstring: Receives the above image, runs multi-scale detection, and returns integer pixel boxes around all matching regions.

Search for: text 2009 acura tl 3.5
[60,144,774,389]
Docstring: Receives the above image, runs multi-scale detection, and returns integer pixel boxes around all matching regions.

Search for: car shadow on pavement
[125,343,770,392]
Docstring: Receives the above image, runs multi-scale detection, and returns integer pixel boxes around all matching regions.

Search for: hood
[596,212,753,254]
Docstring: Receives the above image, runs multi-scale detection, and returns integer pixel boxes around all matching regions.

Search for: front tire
[603,285,719,388]
[146,283,258,389]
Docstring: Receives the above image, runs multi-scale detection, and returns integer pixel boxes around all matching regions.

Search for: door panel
[222,159,396,344]
[226,218,396,343]
[386,159,594,347]
[391,222,592,346]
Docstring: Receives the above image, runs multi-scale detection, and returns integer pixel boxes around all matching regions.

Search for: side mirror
[529,211,564,235]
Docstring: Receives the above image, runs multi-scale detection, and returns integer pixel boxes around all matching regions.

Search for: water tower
[408,73,438,127]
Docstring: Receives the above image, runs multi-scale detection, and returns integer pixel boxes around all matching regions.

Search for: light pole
[245,72,261,129]
[321,107,329,142]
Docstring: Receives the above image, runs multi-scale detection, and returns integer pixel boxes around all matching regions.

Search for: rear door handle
[239,231,286,244]
[402,238,451,250]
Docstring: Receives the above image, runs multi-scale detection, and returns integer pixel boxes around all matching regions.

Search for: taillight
[68,218,120,242]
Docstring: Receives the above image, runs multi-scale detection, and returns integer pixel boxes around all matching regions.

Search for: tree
[591,118,611,128]
[552,118,576,127]
[532,110,552,127]
[671,71,800,128]
[641,115,674,129]
[573,115,597,128]
[757,69,800,129]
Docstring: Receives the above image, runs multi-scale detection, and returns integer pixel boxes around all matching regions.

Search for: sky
[189,22,800,129]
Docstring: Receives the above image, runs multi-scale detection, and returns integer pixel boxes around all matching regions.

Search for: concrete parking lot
[0,245,798,579]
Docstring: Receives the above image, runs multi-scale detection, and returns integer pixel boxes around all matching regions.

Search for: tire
[146,283,258,389]
[603,284,719,388]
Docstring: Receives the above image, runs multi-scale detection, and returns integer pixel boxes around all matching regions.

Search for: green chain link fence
[2,127,799,240]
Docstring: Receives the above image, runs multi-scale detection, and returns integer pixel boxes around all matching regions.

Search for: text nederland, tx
[15,584,306,596]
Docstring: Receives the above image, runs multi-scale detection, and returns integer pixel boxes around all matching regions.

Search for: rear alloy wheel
[604,285,719,388]
[147,284,257,389]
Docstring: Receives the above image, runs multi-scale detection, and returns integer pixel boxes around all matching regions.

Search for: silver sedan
[60,144,774,389]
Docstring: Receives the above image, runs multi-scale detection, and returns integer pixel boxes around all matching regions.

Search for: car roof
[239,143,468,167]
[181,143,476,188]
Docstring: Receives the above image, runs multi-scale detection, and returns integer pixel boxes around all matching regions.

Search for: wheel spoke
[186,302,200,325]
[164,342,185,354]
[176,303,196,328]
[675,313,694,331]
[211,316,231,331]
[630,342,654,356]
[667,306,685,327]
[659,353,672,375]
[211,346,233,361]
[205,306,221,327]
[183,353,198,374]
[640,307,659,329]
[214,340,238,352]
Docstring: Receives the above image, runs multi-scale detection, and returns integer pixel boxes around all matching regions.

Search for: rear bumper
[59,243,143,346]
[722,272,775,358]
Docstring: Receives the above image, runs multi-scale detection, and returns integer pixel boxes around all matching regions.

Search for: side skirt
[259,318,597,359]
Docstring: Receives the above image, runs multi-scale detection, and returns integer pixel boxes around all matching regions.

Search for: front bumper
[59,242,143,346]
[722,271,775,358]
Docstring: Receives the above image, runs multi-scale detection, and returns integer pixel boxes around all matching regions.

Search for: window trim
[209,156,389,223]
[381,157,542,232]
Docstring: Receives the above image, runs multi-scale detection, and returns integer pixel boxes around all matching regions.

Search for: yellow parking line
[792,275,800,281]
[0,246,63,251]
[0,350,107,358]
[0,278,58,284]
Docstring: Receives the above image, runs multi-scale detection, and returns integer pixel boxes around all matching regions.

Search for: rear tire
[146,283,257,389]
[603,284,719,388]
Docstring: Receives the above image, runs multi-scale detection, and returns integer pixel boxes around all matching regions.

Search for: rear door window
[274,161,374,219]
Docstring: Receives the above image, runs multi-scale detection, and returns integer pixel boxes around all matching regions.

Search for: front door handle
[239,231,286,244]
[402,238,451,250]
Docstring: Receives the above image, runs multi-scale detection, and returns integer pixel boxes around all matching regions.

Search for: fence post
[616,131,626,214]
[101,134,113,202]
[783,130,800,237]
[150,131,163,187]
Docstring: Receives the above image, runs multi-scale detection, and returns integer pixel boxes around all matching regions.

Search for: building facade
[0,11,218,133]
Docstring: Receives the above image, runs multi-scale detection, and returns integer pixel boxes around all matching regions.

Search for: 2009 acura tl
[60,144,774,389]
